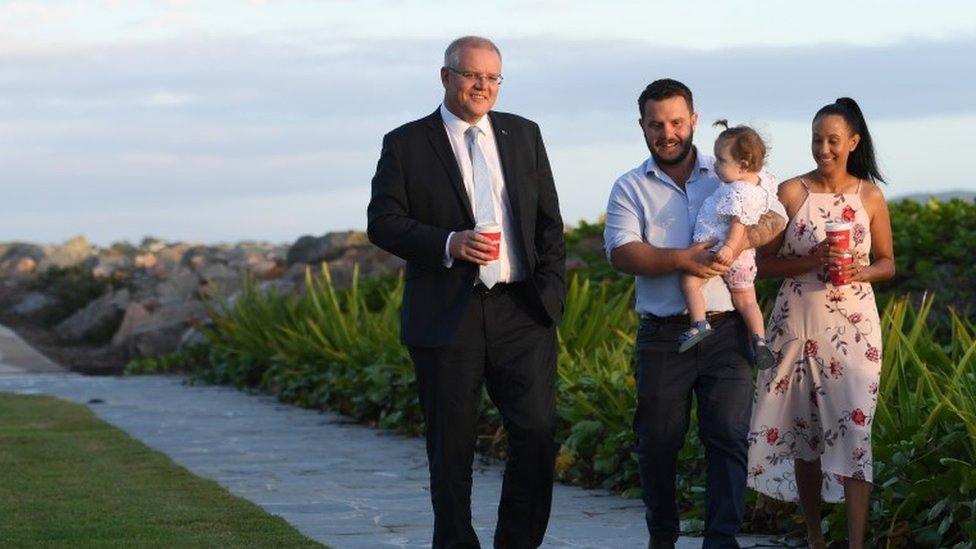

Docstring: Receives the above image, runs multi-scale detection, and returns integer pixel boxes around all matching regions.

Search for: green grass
[0,393,324,548]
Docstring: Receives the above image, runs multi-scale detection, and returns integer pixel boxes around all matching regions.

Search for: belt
[472,281,524,296]
[640,310,733,325]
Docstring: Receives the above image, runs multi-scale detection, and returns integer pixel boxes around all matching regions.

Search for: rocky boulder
[140,237,168,253]
[197,263,244,300]
[11,292,56,316]
[154,243,190,270]
[55,289,130,342]
[0,243,45,279]
[180,245,220,271]
[88,249,133,279]
[325,245,404,288]
[37,235,94,271]
[117,301,210,358]
[111,303,151,347]
[225,245,288,279]
[155,269,202,305]
[285,231,370,266]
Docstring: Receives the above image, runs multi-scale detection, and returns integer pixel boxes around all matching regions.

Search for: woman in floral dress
[747,97,895,549]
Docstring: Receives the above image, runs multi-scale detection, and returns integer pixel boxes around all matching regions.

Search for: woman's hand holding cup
[823,222,855,285]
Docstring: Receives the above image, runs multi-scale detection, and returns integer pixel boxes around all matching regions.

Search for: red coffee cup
[475,222,501,261]
[825,222,852,285]
[825,222,851,250]
[829,253,853,285]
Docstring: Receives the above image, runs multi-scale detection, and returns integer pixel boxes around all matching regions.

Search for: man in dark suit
[367,36,565,548]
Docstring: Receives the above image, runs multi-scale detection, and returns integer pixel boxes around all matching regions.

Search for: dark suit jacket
[367,108,565,347]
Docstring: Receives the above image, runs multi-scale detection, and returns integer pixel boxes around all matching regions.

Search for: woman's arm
[846,183,895,283]
[755,178,824,278]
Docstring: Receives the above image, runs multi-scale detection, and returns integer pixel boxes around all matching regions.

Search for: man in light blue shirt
[604,79,785,549]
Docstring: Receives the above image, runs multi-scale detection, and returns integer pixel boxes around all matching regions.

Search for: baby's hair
[713,119,767,172]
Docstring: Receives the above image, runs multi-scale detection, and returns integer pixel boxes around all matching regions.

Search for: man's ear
[690,111,699,131]
[440,67,449,88]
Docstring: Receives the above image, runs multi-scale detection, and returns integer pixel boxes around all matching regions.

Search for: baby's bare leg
[730,287,764,337]
[680,273,708,322]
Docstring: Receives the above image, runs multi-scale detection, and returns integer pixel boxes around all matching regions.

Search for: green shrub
[125,343,210,375]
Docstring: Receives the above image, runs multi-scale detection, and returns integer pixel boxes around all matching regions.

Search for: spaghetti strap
[856,178,864,194]
[798,177,810,189]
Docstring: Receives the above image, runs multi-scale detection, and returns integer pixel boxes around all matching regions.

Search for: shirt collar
[440,103,492,139]
[643,146,712,183]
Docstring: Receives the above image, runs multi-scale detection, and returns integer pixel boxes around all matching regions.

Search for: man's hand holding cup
[450,222,501,266]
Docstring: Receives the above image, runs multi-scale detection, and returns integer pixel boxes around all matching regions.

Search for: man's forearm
[742,210,786,252]
[609,241,683,277]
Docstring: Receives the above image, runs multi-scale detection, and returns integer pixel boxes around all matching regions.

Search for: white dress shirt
[439,103,524,283]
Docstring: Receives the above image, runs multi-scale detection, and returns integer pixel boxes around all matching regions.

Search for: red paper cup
[829,252,853,285]
[475,222,501,261]
[825,222,853,285]
[825,222,851,250]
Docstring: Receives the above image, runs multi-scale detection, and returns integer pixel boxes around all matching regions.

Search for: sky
[2,1,975,246]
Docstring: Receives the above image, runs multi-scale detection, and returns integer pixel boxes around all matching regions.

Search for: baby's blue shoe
[678,320,713,353]
[753,334,776,370]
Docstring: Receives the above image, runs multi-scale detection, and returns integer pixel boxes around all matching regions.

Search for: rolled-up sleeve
[603,179,644,261]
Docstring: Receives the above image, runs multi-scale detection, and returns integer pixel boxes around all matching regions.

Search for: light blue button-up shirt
[603,150,785,316]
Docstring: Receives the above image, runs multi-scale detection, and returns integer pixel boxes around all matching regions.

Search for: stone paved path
[0,328,783,548]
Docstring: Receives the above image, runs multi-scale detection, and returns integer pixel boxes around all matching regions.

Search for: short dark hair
[638,79,694,118]
[714,120,767,172]
[814,97,885,184]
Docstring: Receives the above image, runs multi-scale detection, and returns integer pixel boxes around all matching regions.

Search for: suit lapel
[490,112,529,256]
[424,110,474,224]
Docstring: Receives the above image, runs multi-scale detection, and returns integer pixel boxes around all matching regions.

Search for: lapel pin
[500,129,508,136]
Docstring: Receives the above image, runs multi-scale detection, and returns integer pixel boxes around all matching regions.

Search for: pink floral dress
[747,179,880,502]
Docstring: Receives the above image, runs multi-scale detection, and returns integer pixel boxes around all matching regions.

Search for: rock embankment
[0,233,403,367]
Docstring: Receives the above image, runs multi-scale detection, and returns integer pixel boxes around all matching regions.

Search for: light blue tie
[466,126,501,288]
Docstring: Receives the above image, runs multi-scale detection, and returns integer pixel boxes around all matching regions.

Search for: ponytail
[814,97,885,184]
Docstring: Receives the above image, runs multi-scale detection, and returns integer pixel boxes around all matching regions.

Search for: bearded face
[639,95,698,167]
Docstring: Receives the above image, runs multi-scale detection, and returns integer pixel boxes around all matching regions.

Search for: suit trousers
[633,312,754,549]
[409,281,558,549]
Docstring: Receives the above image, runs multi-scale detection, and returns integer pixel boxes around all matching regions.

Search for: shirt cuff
[443,231,455,268]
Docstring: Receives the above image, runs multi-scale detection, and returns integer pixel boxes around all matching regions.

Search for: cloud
[143,91,196,107]
[502,36,976,122]
[0,2,68,27]
[2,33,974,243]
